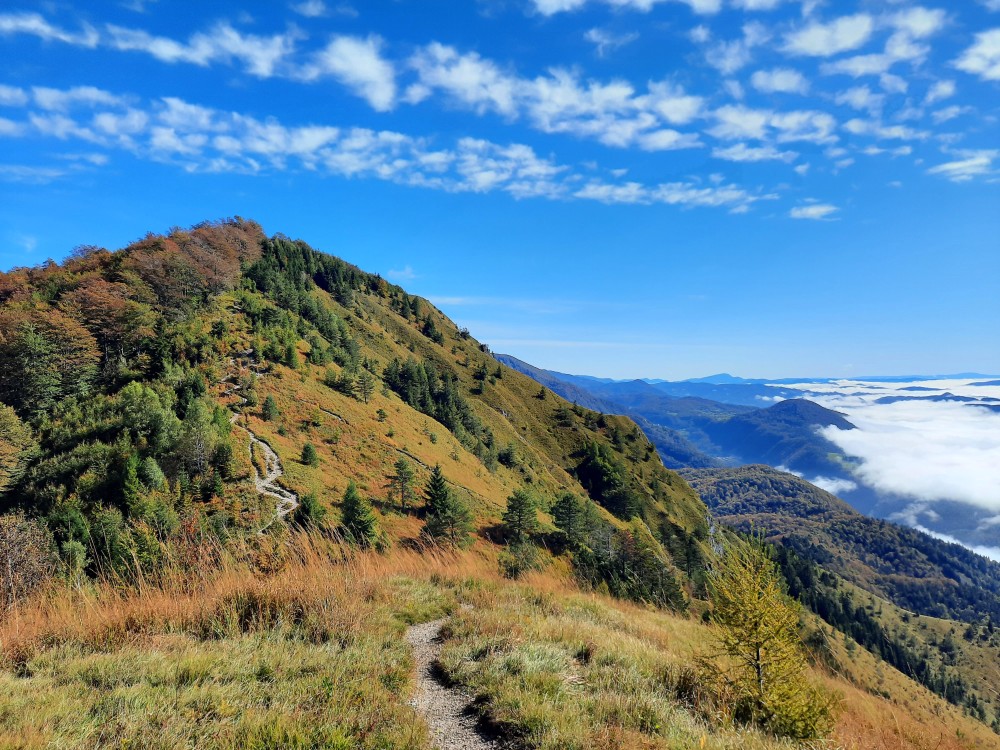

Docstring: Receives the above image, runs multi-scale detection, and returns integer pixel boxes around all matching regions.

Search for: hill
[0,219,997,747]
[681,465,1000,624]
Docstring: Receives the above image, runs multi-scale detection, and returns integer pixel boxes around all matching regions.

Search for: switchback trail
[406,618,503,750]
[222,364,299,532]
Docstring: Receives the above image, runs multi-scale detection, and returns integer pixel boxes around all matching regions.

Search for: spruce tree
[501,488,539,543]
[422,465,473,547]
[340,481,379,547]
[552,492,590,549]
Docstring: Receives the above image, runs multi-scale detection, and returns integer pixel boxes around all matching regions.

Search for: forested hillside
[1,220,997,748]
[0,218,708,605]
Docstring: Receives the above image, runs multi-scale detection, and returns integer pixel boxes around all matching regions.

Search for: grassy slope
[1,540,996,750]
[1,230,996,749]
[216,276,708,541]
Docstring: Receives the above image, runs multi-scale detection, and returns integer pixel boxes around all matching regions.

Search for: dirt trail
[222,365,298,531]
[406,619,503,750]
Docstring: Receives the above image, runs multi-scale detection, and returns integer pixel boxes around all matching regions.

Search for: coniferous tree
[422,465,473,547]
[501,488,539,543]
[358,371,375,403]
[261,395,279,421]
[388,457,416,512]
[552,492,590,549]
[0,404,34,494]
[301,442,319,466]
[340,481,379,547]
[707,536,836,739]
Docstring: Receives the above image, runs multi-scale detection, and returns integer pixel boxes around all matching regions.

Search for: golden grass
[2,532,996,750]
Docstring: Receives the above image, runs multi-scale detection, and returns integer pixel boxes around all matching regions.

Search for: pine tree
[501,488,539,543]
[261,395,279,421]
[552,492,591,549]
[388,457,416,512]
[340,481,379,547]
[301,442,319,466]
[422,465,473,547]
[707,535,836,739]
[358,371,375,403]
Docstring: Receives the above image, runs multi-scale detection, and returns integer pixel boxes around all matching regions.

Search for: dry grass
[1,532,996,749]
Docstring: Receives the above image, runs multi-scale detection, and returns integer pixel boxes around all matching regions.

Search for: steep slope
[2,220,998,747]
[0,220,710,599]
[682,465,1000,622]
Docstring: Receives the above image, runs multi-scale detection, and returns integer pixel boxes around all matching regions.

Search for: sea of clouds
[779,379,1000,561]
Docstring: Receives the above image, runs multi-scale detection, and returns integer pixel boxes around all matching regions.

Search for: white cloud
[926,149,997,182]
[408,43,518,115]
[306,35,397,111]
[810,476,859,495]
[709,104,836,144]
[0,84,28,107]
[4,85,775,212]
[924,79,955,104]
[790,202,838,219]
[784,14,874,57]
[584,27,639,57]
[750,67,809,94]
[0,11,98,47]
[530,0,722,16]
[712,142,797,162]
[888,6,947,39]
[703,22,770,74]
[843,118,928,141]
[0,117,23,136]
[813,396,1000,515]
[408,44,704,151]
[835,85,883,113]
[291,0,328,17]
[387,265,417,281]
[930,105,969,124]
[32,86,123,111]
[954,28,1000,81]
[106,22,296,78]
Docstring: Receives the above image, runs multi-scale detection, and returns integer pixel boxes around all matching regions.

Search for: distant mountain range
[496,353,1000,554]
[496,354,857,478]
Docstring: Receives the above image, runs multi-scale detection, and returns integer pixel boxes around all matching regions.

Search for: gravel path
[222,365,299,531]
[406,619,502,750]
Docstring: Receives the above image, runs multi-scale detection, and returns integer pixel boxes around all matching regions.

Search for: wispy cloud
[302,35,397,111]
[387,265,417,281]
[789,202,838,219]
[926,149,997,182]
[0,85,773,213]
[954,28,1000,81]
[584,27,639,57]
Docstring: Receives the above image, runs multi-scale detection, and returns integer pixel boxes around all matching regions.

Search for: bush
[0,514,56,609]
[290,492,326,529]
[498,541,541,579]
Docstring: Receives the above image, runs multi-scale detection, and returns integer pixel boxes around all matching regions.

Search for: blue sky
[1,0,998,379]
